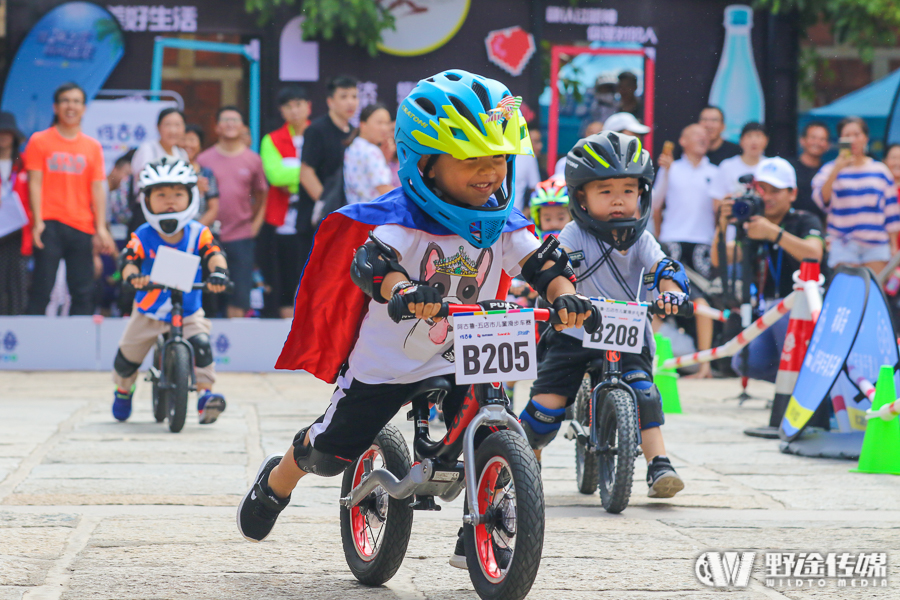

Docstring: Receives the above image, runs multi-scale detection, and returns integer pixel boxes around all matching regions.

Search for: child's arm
[121,234,148,289]
[649,258,690,316]
[518,236,592,331]
[206,253,228,293]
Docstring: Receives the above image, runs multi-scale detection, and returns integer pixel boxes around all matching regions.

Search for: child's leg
[269,370,416,498]
[522,331,592,454]
[183,311,215,390]
[623,348,684,497]
[639,426,666,462]
[112,312,165,390]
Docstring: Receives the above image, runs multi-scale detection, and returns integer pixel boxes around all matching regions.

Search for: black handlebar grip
[649,300,694,318]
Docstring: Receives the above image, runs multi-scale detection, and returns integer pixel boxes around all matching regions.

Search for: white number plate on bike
[453,310,537,384]
[583,299,647,353]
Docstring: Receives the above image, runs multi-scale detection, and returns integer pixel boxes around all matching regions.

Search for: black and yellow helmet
[564,131,654,251]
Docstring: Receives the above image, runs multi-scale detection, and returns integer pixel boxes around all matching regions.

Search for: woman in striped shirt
[813,116,899,273]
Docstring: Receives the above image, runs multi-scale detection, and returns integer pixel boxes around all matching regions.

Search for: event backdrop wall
[0,317,292,372]
[3,0,798,158]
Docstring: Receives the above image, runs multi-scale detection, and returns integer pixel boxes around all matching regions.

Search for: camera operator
[710,157,824,382]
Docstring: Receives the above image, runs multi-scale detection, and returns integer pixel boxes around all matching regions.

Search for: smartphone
[662,140,675,156]
[838,137,852,155]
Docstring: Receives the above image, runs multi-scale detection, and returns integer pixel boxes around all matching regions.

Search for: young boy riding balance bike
[237,70,593,558]
[521,131,689,498]
[112,158,229,424]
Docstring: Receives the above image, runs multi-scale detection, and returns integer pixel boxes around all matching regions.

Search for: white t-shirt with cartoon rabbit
[347,223,538,384]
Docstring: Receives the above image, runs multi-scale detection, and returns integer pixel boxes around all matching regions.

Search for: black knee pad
[291,427,354,477]
[114,349,141,378]
[188,333,213,368]
[623,370,665,430]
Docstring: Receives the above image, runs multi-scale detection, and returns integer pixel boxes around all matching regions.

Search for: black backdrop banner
[3,0,797,157]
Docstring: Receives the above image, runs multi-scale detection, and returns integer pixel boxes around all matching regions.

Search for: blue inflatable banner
[780,267,869,441]
[1,2,124,140]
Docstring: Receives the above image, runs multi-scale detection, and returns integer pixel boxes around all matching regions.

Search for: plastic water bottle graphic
[708,5,765,143]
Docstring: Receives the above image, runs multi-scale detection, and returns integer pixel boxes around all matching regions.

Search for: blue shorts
[827,238,891,268]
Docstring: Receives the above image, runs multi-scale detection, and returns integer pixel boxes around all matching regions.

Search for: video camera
[731,174,765,223]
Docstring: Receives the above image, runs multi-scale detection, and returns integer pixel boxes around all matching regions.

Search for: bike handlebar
[433,301,603,334]
[126,275,233,293]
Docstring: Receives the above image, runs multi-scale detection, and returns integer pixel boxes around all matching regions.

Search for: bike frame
[147,287,197,391]
[590,352,643,448]
[339,380,527,526]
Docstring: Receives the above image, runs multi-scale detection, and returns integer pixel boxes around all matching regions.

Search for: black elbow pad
[350,234,410,304]
[520,236,577,300]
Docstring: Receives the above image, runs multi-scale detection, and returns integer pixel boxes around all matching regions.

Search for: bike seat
[408,376,453,404]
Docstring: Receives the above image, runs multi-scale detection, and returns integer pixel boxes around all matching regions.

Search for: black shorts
[306,369,470,459]
[530,328,653,404]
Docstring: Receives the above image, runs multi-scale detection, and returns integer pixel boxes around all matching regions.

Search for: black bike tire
[166,344,190,433]
[574,375,600,495]
[465,430,544,600]
[340,423,413,586]
[597,388,637,514]
[151,338,166,423]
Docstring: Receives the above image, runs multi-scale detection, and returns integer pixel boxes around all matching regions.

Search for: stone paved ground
[2,371,899,599]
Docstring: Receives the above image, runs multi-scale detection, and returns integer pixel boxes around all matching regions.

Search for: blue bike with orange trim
[135,278,231,433]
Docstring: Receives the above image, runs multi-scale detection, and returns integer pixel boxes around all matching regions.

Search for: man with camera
[710,157,824,383]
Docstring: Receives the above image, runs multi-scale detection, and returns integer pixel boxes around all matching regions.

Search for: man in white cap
[711,157,824,383]
[602,111,650,137]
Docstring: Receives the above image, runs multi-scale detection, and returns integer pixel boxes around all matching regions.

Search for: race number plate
[453,310,538,384]
[583,299,647,353]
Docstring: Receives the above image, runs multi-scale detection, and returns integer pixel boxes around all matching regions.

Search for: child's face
[578,177,640,221]
[425,154,507,207]
[149,185,190,215]
[539,205,570,233]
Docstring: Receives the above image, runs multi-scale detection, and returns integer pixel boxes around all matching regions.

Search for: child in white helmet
[112,157,229,424]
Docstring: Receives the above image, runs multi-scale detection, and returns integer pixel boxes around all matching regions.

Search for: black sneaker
[646,456,684,498]
[449,527,467,569]
[237,454,291,542]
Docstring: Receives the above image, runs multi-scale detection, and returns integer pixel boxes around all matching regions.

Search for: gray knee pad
[291,427,354,477]
[623,370,665,430]
[114,349,141,378]
[188,333,213,368]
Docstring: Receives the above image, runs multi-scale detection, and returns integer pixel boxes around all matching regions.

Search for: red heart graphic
[486,26,535,77]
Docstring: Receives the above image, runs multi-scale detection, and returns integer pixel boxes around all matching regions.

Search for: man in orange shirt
[24,83,115,315]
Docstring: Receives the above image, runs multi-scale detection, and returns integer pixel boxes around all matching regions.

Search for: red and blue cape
[276,188,534,383]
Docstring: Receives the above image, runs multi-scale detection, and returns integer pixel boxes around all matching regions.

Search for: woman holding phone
[812,116,899,273]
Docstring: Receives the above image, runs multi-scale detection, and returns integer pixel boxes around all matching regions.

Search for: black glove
[552,293,593,320]
[387,283,444,323]
[208,266,229,288]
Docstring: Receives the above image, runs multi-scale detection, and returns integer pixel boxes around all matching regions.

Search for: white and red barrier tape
[661,293,796,370]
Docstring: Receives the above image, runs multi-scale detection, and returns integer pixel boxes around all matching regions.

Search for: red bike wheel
[474,456,513,583]
[349,447,387,561]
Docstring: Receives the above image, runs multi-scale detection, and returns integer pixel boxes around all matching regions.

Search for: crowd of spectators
[2,75,899,368]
